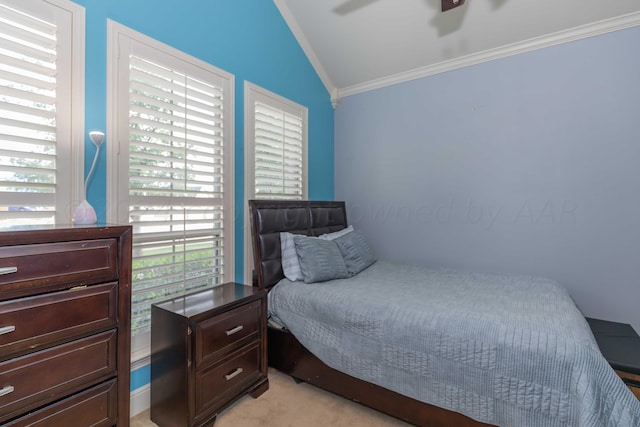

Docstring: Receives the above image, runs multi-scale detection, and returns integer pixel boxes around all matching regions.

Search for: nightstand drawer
[195,342,262,415]
[3,379,117,427]
[0,330,117,422]
[195,301,261,366]
[0,283,117,359]
[0,239,119,300]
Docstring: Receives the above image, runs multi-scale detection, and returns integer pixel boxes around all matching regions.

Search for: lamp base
[73,199,97,225]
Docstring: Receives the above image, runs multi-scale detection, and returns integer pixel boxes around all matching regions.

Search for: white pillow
[318,225,353,240]
[280,232,304,281]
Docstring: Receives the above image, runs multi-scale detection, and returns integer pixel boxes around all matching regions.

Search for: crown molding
[338,11,640,100]
[273,0,336,100]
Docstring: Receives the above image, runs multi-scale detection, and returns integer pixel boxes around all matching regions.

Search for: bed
[248,199,640,427]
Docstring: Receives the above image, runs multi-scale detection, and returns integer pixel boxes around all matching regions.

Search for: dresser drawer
[0,283,117,360]
[0,239,119,300]
[194,342,262,417]
[0,330,117,422]
[3,379,117,427]
[194,301,261,367]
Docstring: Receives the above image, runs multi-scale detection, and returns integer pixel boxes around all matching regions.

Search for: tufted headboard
[249,200,348,290]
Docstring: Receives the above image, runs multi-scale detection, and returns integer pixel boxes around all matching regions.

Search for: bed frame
[249,200,494,427]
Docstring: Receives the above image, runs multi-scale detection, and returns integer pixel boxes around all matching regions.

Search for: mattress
[268,261,640,427]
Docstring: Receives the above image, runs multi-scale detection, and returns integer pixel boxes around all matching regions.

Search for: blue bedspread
[269,261,640,426]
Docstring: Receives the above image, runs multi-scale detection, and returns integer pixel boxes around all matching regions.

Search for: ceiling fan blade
[333,0,380,15]
[441,0,466,12]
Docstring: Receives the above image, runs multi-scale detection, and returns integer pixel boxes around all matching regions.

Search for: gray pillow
[293,235,349,283]
[334,229,376,275]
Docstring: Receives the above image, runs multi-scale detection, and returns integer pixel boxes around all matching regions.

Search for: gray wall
[335,26,640,332]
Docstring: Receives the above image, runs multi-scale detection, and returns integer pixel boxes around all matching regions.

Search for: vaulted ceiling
[274,0,640,103]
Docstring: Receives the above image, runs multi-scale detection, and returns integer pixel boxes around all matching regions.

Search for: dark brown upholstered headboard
[249,200,348,290]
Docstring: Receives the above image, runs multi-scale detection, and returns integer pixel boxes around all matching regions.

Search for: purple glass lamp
[72,130,104,225]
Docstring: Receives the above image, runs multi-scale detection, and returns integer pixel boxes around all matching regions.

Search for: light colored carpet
[131,368,411,427]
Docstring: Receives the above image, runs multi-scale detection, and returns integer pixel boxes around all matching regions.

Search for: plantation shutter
[124,39,231,339]
[254,100,305,199]
[0,1,76,225]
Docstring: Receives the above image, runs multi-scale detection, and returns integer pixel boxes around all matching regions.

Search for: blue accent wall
[130,365,149,391]
[335,26,640,333]
[71,0,335,284]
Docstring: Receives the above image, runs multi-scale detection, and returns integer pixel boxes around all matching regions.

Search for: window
[245,82,307,201]
[244,82,307,282]
[0,0,84,226]
[107,22,234,354]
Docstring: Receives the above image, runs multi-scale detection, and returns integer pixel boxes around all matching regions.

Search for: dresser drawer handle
[225,325,244,336]
[225,368,243,381]
[0,386,14,397]
[0,267,17,276]
[0,326,15,335]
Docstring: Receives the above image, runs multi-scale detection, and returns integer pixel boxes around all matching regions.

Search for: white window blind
[0,0,83,226]
[253,97,306,200]
[243,82,307,283]
[108,23,234,350]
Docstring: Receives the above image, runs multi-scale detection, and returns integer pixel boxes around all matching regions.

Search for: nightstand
[150,283,269,427]
[586,317,640,400]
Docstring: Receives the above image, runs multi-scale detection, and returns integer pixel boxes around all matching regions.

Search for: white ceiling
[274,0,640,102]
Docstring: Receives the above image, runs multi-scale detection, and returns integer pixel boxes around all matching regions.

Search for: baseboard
[130,384,150,418]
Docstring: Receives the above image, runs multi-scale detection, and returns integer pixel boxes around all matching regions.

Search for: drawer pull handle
[0,326,15,335]
[225,368,243,381]
[225,325,243,336]
[0,267,17,276]
[0,386,14,397]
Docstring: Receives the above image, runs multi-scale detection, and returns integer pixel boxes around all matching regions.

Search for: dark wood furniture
[150,282,268,427]
[587,317,640,400]
[0,224,132,426]
[249,200,494,427]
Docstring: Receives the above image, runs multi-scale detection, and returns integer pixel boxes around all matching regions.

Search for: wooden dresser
[150,282,268,427]
[0,225,132,426]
